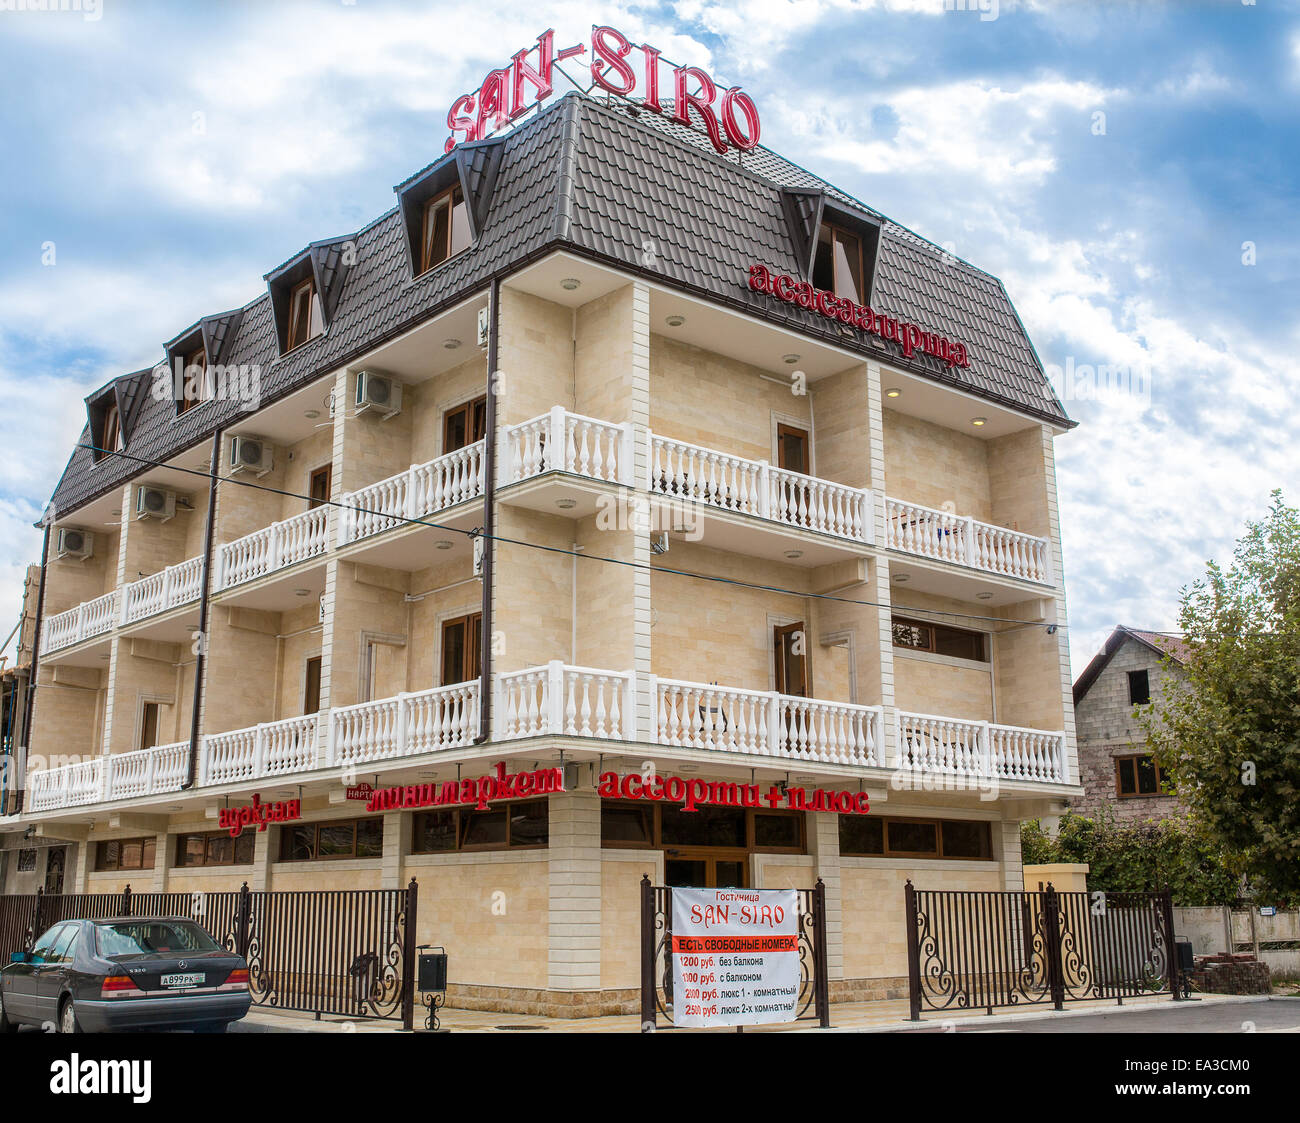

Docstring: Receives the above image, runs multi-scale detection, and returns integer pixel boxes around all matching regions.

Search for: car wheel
[0,990,17,1033]
[58,998,80,1035]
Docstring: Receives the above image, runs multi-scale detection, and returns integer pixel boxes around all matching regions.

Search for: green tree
[1141,491,1300,904]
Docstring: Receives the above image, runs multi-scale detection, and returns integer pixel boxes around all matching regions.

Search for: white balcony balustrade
[497,663,635,740]
[885,498,1051,584]
[502,407,631,485]
[894,712,1066,784]
[217,506,329,590]
[328,681,479,766]
[201,714,322,786]
[338,441,485,547]
[41,590,120,654]
[122,556,205,624]
[27,742,188,812]
[649,433,870,542]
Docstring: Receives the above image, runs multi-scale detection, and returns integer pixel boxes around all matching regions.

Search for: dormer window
[177,345,210,415]
[420,184,471,274]
[98,403,120,461]
[813,221,864,304]
[287,277,323,351]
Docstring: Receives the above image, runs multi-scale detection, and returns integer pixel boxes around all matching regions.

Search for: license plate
[160,973,203,988]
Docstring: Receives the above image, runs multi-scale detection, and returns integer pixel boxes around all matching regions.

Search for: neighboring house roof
[1073,625,1191,706]
[48,91,1072,523]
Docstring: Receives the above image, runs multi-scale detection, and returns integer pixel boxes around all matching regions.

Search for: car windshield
[95,920,223,958]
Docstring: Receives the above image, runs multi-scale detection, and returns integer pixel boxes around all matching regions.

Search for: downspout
[182,428,222,790]
[15,523,50,814]
[475,279,500,744]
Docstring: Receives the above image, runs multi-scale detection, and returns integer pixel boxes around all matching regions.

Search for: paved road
[911,996,1300,1033]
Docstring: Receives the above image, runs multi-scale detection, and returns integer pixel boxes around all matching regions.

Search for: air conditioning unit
[230,435,274,477]
[56,527,94,560]
[135,486,176,522]
[354,370,402,420]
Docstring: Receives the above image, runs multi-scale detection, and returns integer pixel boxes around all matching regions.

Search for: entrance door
[664,851,749,888]
[774,621,808,697]
[43,846,65,894]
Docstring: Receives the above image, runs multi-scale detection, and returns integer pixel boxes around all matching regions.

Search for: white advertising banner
[670,887,801,1028]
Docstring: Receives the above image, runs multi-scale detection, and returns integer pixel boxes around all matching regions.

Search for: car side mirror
[9,952,30,964]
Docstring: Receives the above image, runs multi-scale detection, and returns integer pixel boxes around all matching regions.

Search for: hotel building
[0,91,1080,1016]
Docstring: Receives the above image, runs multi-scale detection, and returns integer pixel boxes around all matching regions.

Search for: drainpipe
[14,523,50,814]
[475,280,499,744]
[183,428,222,790]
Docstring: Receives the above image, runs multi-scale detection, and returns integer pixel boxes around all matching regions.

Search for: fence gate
[904,881,1181,1020]
[2,879,419,1029]
[640,875,830,1030]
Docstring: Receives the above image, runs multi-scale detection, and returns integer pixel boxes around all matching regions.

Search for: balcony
[884,497,1052,602]
[42,590,119,656]
[21,663,1067,813]
[122,556,204,625]
[216,506,329,591]
[501,407,873,564]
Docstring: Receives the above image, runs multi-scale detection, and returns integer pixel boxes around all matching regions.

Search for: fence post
[29,887,44,950]
[236,882,251,959]
[122,884,131,917]
[1043,882,1065,1011]
[813,878,830,1028]
[1160,890,1182,1002]
[401,878,418,1032]
[639,875,656,1032]
[904,880,922,1021]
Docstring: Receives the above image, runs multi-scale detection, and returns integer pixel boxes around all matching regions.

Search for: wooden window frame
[598,801,807,855]
[94,401,120,462]
[440,612,482,687]
[138,700,160,754]
[839,814,993,861]
[173,830,256,869]
[891,615,989,664]
[411,798,550,854]
[420,184,470,274]
[277,817,384,863]
[308,465,332,510]
[775,422,811,475]
[286,276,322,352]
[1115,754,1165,799]
[814,220,866,305]
[773,620,809,697]
[176,345,210,416]
[94,836,157,872]
[303,655,323,715]
[442,395,487,454]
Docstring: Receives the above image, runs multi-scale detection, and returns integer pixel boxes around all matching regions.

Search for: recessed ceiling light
[885,387,902,399]
[304,409,320,419]
[893,573,910,583]
[294,588,310,597]
[555,498,578,510]
[783,549,803,560]
[783,354,800,365]
[560,278,581,291]
[665,314,686,327]
[977,592,994,601]
[971,417,987,427]
[434,540,454,550]
[443,339,462,350]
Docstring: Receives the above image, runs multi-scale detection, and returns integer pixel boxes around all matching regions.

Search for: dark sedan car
[0,916,251,1033]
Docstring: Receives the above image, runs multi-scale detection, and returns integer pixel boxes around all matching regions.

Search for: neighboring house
[1071,626,1190,822]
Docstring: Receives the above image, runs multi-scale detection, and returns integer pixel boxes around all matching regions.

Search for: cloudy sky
[0,0,1296,675]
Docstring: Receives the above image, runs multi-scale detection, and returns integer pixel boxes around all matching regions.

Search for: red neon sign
[597,771,869,816]
[217,794,302,838]
[748,263,972,370]
[444,26,761,156]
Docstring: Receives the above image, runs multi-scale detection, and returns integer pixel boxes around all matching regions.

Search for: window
[94,837,157,872]
[776,423,810,475]
[139,701,160,754]
[774,621,808,697]
[176,346,209,415]
[309,465,332,509]
[16,848,36,872]
[443,396,487,453]
[286,276,324,351]
[279,818,383,861]
[891,616,988,663]
[94,401,121,462]
[412,799,549,853]
[175,830,256,868]
[1128,669,1151,706]
[30,924,70,962]
[812,221,864,304]
[440,613,481,686]
[839,815,992,860]
[1116,754,1164,799]
[304,656,322,715]
[49,925,79,964]
[420,184,471,273]
[599,802,805,854]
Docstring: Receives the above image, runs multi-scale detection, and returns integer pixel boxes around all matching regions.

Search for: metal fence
[639,876,830,1030]
[905,881,1181,1020]
[0,880,418,1028]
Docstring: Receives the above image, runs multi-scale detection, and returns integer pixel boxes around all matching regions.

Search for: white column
[808,811,844,983]
[630,283,653,741]
[547,789,603,992]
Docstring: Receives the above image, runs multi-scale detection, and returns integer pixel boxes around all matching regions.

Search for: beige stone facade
[3,256,1080,1016]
